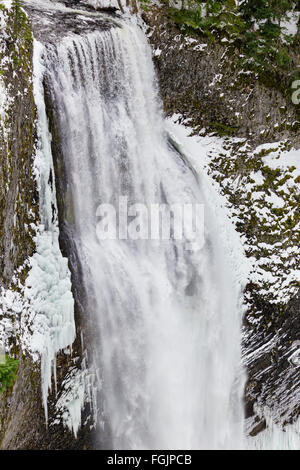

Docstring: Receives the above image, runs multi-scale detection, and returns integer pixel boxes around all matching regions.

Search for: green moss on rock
[0,0,39,289]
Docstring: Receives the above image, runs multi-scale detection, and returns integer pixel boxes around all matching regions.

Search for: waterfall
[42,21,245,449]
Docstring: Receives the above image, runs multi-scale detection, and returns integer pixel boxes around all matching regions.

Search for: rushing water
[41,22,245,449]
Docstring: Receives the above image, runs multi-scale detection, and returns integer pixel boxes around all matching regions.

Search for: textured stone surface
[142,5,300,437]
[244,291,300,432]
[143,6,300,147]
[0,3,38,288]
[0,3,95,449]
[0,1,299,448]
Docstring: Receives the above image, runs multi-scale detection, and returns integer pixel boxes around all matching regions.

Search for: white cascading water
[43,22,245,449]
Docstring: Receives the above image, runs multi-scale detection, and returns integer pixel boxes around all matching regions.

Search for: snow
[0,4,12,142]
[0,288,28,356]
[1,1,13,10]
[54,364,95,438]
[0,77,7,134]
[249,408,300,450]
[22,0,118,15]
[265,192,285,209]
[26,39,76,422]
[165,116,300,448]
[262,146,300,178]
[0,34,92,438]
[0,33,79,435]
[209,73,223,87]
[249,170,264,186]
[165,116,300,306]
[193,43,207,52]
[41,25,248,448]
[24,230,75,420]
[281,10,299,38]
[83,0,119,8]
[165,115,251,289]
[0,0,298,445]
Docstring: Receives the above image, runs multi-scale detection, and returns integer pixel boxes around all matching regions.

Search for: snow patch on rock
[30,39,76,422]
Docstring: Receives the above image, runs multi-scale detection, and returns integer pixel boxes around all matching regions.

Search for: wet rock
[0,2,106,449]
[142,6,300,148]
[142,5,300,439]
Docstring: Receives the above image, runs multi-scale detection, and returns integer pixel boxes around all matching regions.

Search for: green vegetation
[157,0,299,93]
[139,0,152,11]
[209,121,238,136]
[0,355,19,392]
[0,0,38,287]
[240,0,293,22]
[9,0,33,69]
[209,138,300,304]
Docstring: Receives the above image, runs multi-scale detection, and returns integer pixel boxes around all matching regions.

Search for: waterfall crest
[43,22,245,450]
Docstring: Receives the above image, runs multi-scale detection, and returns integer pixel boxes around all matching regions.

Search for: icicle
[26,39,76,424]
[42,23,246,449]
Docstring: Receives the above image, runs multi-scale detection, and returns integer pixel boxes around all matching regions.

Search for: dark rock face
[143,6,299,148]
[0,4,38,288]
[0,356,91,450]
[244,292,300,433]
[0,4,43,449]
[0,1,298,449]
[51,0,119,13]
[43,72,109,452]
[22,3,119,450]
[24,0,119,43]
[142,5,300,438]
[0,358,46,449]
[0,3,102,450]
[39,7,122,448]
[0,1,121,450]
